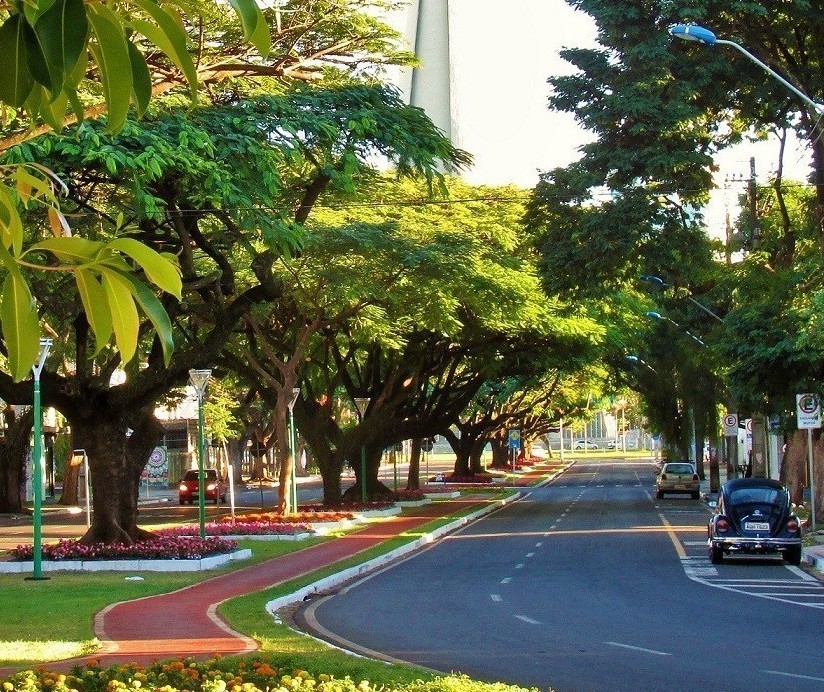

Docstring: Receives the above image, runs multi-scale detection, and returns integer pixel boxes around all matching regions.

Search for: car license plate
[745,521,770,531]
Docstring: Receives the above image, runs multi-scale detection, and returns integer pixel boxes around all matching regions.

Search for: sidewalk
[6,494,514,675]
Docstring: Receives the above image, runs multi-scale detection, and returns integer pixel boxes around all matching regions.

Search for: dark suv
[178,468,225,505]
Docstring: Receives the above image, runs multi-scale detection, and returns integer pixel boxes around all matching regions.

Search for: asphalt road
[298,458,824,692]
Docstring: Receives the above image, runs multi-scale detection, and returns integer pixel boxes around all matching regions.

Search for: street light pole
[287,387,300,514]
[640,275,723,323]
[353,397,371,502]
[28,338,52,581]
[188,369,212,539]
[668,24,824,116]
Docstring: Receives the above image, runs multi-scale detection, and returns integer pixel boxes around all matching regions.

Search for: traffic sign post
[796,394,820,530]
[508,429,520,472]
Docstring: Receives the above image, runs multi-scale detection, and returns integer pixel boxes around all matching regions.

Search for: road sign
[508,429,521,450]
[722,413,738,437]
[796,393,822,430]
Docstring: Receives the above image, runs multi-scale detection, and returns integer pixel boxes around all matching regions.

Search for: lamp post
[188,369,212,539]
[287,387,300,514]
[640,275,723,322]
[353,397,371,502]
[645,311,706,346]
[668,24,824,117]
[28,338,52,581]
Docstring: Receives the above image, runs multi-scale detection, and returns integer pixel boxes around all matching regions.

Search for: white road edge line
[501,577,511,584]
[515,615,541,625]
[491,594,502,602]
[605,641,672,656]
[763,670,824,682]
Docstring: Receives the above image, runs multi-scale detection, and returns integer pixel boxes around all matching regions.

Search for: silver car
[656,461,700,499]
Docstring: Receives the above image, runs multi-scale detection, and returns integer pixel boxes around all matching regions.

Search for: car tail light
[786,519,799,532]
[660,474,667,480]
[716,517,729,532]
[693,474,699,481]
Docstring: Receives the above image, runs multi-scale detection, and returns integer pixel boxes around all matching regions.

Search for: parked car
[708,478,802,565]
[179,468,226,505]
[656,461,700,499]
[574,438,599,449]
[606,438,623,450]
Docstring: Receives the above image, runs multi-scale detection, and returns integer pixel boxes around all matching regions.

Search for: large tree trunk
[60,446,81,506]
[780,429,810,506]
[0,408,33,513]
[407,438,421,490]
[71,407,163,545]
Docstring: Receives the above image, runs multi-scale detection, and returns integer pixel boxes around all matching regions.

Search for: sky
[380,0,813,237]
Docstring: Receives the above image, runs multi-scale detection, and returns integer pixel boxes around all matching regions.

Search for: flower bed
[10,535,237,562]
[218,510,357,525]
[428,473,495,484]
[0,657,539,692]
[159,521,312,538]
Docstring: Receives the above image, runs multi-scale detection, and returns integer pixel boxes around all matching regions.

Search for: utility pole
[748,157,759,249]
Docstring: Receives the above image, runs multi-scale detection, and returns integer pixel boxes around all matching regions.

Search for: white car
[574,438,599,449]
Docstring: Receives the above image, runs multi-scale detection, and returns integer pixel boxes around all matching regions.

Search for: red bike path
[44,498,495,672]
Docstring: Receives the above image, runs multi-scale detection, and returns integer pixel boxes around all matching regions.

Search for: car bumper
[709,536,801,553]
[657,484,700,492]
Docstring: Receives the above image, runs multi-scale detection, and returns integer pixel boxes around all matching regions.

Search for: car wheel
[179,498,185,505]
[656,490,663,499]
[691,491,700,500]
[213,496,219,505]
[189,499,194,505]
[710,544,724,564]
[785,545,802,566]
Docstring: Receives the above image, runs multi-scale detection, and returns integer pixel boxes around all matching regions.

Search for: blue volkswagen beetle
[708,478,802,565]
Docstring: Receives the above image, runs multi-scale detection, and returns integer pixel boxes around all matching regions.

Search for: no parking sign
[722,413,738,437]
[796,393,821,430]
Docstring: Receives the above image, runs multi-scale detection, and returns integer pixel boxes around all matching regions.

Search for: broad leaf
[100,267,139,363]
[74,267,112,354]
[107,237,182,297]
[116,271,175,365]
[0,183,25,256]
[131,0,197,99]
[127,40,152,117]
[226,0,270,58]
[29,236,105,262]
[1,271,41,382]
[34,0,89,95]
[87,3,133,132]
[0,14,35,107]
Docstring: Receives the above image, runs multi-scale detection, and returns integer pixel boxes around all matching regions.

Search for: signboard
[796,393,822,430]
[722,413,738,437]
[143,446,169,485]
[508,429,521,450]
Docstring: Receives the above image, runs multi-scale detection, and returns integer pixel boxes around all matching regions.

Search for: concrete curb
[265,492,521,616]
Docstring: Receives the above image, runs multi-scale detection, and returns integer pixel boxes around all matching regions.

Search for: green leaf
[74,267,112,354]
[1,271,41,382]
[100,267,139,364]
[23,20,52,92]
[0,14,35,107]
[226,0,270,58]
[131,0,198,99]
[0,183,25,256]
[29,236,106,263]
[106,237,182,297]
[127,39,152,118]
[87,2,133,132]
[116,271,175,366]
[33,0,89,96]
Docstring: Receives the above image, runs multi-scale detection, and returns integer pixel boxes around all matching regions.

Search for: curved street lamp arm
[715,39,824,116]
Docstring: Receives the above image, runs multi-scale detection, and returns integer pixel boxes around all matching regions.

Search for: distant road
[299,459,824,692]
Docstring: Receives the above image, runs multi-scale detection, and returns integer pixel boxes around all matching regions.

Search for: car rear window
[664,463,694,474]
[729,487,783,506]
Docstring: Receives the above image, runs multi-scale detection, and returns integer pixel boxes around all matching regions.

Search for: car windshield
[729,487,784,507]
[183,470,217,481]
[664,463,694,474]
